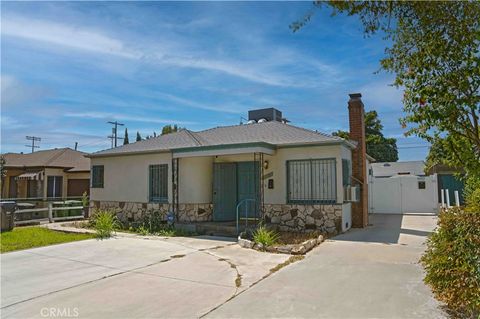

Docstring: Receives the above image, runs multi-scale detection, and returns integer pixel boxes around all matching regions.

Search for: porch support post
[171,158,179,222]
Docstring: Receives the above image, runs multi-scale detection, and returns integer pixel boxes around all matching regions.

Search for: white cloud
[0,115,27,130]
[1,75,49,108]
[152,92,246,114]
[357,80,404,111]
[64,111,196,125]
[1,15,340,88]
[2,15,139,59]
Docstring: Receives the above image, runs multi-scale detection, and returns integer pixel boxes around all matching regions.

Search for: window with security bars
[287,158,337,204]
[149,164,168,202]
[47,176,63,198]
[91,165,104,188]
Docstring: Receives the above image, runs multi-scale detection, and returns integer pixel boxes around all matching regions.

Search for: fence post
[454,191,460,207]
[440,189,445,208]
[445,189,451,208]
[48,203,53,223]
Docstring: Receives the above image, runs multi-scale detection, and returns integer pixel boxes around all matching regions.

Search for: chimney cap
[349,93,362,99]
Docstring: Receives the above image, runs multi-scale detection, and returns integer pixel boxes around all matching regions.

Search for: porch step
[175,222,256,238]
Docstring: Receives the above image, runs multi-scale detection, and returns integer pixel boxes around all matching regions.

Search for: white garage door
[369,175,438,214]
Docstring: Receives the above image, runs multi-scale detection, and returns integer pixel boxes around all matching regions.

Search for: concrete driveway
[207,214,445,319]
[1,235,289,318]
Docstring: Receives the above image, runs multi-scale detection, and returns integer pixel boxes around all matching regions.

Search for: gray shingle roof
[3,148,90,171]
[89,121,350,157]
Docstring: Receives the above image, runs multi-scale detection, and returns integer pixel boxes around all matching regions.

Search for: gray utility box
[1,201,16,232]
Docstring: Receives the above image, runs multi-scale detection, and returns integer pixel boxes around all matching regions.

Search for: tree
[123,128,129,145]
[293,1,480,176]
[136,131,142,142]
[333,110,398,162]
[161,124,180,135]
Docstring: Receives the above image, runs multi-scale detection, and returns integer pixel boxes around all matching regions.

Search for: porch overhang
[172,142,276,158]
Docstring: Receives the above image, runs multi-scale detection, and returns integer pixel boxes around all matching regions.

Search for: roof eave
[87,149,171,158]
[277,140,355,149]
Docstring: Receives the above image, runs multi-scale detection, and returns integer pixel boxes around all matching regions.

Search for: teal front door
[237,162,259,219]
[213,163,237,221]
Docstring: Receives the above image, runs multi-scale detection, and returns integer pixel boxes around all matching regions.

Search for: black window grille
[149,164,168,203]
[287,158,337,204]
[91,165,104,188]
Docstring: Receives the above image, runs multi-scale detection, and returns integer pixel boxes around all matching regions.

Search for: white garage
[369,161,439,215]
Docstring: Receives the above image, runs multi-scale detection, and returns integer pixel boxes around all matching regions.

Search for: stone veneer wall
[91,200,341,233]
[90,201,212,223]
[263,204,343,234]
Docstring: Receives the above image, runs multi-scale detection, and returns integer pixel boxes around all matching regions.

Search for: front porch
[172,146,272,224]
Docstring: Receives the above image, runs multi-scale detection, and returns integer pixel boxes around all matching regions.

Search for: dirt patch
[269,255,305,274]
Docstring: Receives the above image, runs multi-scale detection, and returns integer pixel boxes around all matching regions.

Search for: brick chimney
[348,93,368,228]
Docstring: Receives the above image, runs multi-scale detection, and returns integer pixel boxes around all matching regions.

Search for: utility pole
[25,136,41,153]
[107,121,124,148]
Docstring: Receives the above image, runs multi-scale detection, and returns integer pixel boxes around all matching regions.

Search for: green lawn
[1,227,96,253]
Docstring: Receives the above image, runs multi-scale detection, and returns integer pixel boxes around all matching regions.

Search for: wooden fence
[14,203,85,225]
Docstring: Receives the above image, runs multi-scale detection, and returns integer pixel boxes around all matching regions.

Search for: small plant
[81,191,89,207]
[253,224,279,247]
[137,225,149,236]
[156,228,177,237]
[91,210,119,239]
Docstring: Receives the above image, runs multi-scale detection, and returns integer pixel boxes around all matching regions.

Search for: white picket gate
[369,175,438,214]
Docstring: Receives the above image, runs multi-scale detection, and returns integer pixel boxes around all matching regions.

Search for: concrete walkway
[207,214,445,318]
[1,235,289,318]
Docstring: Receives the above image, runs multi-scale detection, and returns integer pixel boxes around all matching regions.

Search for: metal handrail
[236,198,257,234]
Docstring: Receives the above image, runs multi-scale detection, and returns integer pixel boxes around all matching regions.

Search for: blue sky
[1,2,429,160]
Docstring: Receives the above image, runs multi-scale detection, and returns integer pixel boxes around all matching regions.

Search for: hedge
[421,207,480,318]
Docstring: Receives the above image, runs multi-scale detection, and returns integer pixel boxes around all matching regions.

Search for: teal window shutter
[149,164,168,202]
[342,159,351,186]
[91,165,104,188]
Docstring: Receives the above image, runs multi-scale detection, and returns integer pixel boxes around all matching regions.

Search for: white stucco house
[87,93,370,234]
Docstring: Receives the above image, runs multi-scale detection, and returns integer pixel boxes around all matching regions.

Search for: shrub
[142,210,167,233]
[421,207,480,318]
[253,224,279,247]
[464,175,480,202]
[91,210,119,239]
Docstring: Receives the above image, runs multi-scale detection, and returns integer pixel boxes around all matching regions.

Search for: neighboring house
[88,93,370,234]
[427,164,465,205]
[369,161,438,214]
[1,148,90,200]
[370,160,426,178]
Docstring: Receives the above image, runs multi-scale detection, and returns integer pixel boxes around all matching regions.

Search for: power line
[25,136,41,153]
[107,121,124,148]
